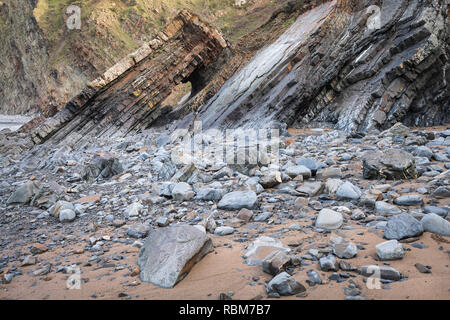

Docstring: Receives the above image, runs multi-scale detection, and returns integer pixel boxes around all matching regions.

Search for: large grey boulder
[431,187,450,199]
[171,182,195,201]
[384,214,424,240]
[414,146,433,159]
[266,272,306,296]
[361,265,401,281]
[7,181,40,205]
[319,255,338,271]
[394,195,423,206]
[421,213,450,236]
[362,149,417,180]
[218,190,258,211]
[138,225,213,288]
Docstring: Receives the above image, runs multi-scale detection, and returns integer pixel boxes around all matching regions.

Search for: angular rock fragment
[375,201,402,216]
[259,171,282,188]
[171,182,195,201]
[361,265,402,281]
[333,242,358,259]
[316,209,343,230]
[336,182,362,200]
[138,225,213,288]
[244,237,291,266]
[7,181,40,205]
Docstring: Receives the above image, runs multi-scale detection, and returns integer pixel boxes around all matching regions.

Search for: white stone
[316,209,343,230]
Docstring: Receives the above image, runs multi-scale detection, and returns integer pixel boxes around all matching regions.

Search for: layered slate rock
[193,0,448,133]
[362,149,417,180]
[243,236,291,266]
[30,10,227,148]
[138,225,213,288]
[266,272,306,296]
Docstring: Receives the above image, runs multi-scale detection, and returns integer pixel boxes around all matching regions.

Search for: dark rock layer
[29,10,227,148]
[193,0,449,133]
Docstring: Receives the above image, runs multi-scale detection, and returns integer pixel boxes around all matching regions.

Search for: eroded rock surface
[138,225,213,288]
[29,10,227,148]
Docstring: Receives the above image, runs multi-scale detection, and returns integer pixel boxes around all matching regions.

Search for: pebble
[376,240,404,260]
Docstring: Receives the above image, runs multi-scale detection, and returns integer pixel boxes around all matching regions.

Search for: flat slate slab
[138,225,213,288]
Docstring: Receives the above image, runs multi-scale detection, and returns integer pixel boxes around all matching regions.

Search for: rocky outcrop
[138,225,214,288]
[0,0,51,115]
[29,10,227,147]
[191,0,449,133]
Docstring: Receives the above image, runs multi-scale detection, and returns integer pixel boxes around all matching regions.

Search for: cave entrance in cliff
[161,81,192,109]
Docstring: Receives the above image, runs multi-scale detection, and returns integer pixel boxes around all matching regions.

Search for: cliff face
[0,0,293,116]
[193,0,449,133]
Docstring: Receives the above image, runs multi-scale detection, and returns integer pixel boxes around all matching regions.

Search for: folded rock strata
[30,10,227,148]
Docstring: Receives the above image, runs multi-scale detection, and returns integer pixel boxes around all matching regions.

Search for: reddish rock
[30,244,48,255]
